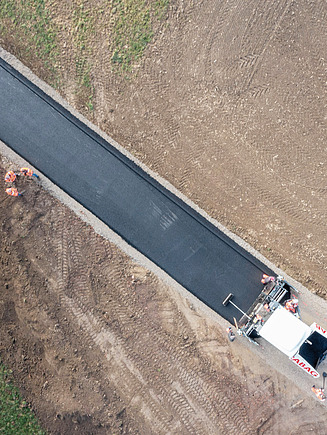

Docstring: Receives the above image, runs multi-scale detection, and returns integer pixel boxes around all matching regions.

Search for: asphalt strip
[2,49,327,401]
[0,56,274,323]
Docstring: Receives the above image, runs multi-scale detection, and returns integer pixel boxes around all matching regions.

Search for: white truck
[223,276,327,378]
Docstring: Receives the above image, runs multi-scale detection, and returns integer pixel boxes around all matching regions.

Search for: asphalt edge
[0,47,304,287]
[1,46,327,403]
[1,45,325,315]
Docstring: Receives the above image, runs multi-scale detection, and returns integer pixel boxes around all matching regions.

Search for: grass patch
[0,361,45,434]
[0,0,170,107]
[0,0,58,72]
[72,1,95,111]
[111,0,169,74]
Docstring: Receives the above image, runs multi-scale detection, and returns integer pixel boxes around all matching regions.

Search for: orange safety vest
[6,188,20,197]
[20,167,33,177]
[261,275,275,284]
[5,171,16,182]
[263,303,271,312]
[285,300,297,313]
[312,386,326,401]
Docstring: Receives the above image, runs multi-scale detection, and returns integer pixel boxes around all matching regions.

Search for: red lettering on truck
[314,323,327,336]
[291,356,319,377]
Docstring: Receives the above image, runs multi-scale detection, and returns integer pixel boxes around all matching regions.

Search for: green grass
[0,0,58,64]
[0,0,170,105]
[72,1,95,111]
[111,0,169,74]
[0,362,45,434]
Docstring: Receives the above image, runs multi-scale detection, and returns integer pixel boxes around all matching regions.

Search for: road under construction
[0,56,274,324]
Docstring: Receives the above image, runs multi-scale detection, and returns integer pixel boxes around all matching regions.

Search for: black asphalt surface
[0,58,274,323]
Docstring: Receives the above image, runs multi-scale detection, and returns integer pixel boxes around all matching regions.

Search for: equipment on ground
[222,276,327,378]
[222,293,250,319]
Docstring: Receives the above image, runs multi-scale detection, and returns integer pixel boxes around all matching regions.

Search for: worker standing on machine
[284,299,299,314]
[261,274,275,285]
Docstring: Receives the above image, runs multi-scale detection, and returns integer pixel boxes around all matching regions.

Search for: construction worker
[284,299,299,314]
[4,170,18,183]
[263,303,271,312]
[311,385,326,401]
[254,314,264,325]
[226,327,236,342]
[261,274,275,285]
[6,187,22,197]
[20,167,39,179]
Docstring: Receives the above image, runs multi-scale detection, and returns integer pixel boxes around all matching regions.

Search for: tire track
[240,0,292,91]
[105,279,253,433]
[53,219,175,432]
[207,142,327,228]
[53,213,206,432]
[52,208,256,433]
[203,2,235,88]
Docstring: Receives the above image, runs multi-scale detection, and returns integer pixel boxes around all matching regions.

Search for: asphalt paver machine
[223,276,327,378]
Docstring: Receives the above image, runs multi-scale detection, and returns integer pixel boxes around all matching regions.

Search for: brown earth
[1,160,326,435]
[0,0,327,433]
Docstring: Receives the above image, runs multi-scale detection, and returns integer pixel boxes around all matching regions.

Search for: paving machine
[223,276,327,378]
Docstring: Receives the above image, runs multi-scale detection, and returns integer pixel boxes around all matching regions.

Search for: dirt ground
[0,0,327,433]
[0,160,326,435]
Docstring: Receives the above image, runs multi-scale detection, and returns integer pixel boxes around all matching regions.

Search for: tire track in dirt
[240,0,292,92]
[177,2,326,218]
[291,2,327,135]
[53,215,175,432]
[53,210,209,433]
[207,79,327,219]
[230,109,327,195]
[64,296,189,434]
[208,144,326,228]
[51,205,260,433]
[102,290,213,434]
[101,298,250,434]
[202,1,236,89]
[197,1,326,198]
[235,4,327,193]
[104,278,256,434]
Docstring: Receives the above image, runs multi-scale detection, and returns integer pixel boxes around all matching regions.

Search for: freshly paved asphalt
[0,57,274,323]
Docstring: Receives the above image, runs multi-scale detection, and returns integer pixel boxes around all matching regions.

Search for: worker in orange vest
[261,274,275,284]
[284,299,298,314]
[6,187,23,197]
[254,314,264,325]
[263,303,271,312]
[311,386,326,401]
[4,170,18,183]
[20,167,39,179]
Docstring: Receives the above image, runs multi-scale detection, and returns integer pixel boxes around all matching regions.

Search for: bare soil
[1,163,326,435]
[0,0,327,433]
